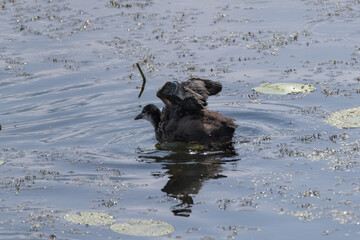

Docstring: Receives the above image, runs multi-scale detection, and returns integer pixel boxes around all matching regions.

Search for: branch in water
[137,63,146,98]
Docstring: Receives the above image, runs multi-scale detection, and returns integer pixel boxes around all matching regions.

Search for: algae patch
[64,212,173,236]
[253,83,316,95]
[110,219,174,236]
[64,212,115,226]
[327,107,360,129]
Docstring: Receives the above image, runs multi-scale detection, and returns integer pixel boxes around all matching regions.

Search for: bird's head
[134,104,161,129]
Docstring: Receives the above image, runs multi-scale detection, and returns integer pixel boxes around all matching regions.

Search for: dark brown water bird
[134,78,237,146]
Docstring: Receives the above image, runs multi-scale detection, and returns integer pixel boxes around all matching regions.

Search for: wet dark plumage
[156,77,222,111]
[135,78,237,146]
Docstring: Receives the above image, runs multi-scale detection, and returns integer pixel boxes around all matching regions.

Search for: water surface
[1,0,360,239]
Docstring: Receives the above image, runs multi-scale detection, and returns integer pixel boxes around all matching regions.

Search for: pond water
[1,0,360,239]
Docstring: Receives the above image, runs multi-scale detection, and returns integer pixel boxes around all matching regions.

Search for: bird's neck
[150,111,161,131]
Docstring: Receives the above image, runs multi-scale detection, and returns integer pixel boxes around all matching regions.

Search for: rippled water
[1,0,360,239]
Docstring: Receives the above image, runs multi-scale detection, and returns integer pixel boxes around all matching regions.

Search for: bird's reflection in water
[138,142,239,217]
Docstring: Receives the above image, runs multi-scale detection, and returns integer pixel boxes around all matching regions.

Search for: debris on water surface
[64,212,115,226]
[327,107,360,129]
[0,161,4,165]
[253,83,316,95]
[110,219,174,236]
[307,139,360,171]
[136,63,147,98]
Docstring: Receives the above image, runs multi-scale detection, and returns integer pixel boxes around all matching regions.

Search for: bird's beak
[134,113,143,120]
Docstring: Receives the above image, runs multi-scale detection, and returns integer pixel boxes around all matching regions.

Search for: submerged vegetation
[327,107,360,129]
[64,212,115,226]
[253,83,316,95]
[110,219,174,236]
[64,212,174,237]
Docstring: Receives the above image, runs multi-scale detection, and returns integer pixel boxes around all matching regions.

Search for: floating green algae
[327,107,360,129]
[110,219,174,237]
[253,83,316,95]
[64,212,115,226]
